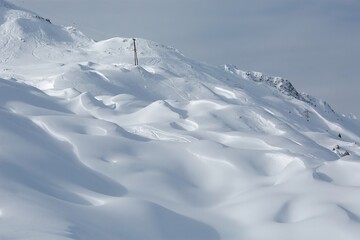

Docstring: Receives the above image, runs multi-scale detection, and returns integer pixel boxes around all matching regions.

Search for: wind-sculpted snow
[1,2,360,240]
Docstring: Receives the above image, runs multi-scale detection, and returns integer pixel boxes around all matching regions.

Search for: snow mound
[1,2,360,240]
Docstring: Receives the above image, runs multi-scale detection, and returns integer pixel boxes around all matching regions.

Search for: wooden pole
[133,38,139,66]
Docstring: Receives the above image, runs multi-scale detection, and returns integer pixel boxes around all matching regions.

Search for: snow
[1,1,360,239]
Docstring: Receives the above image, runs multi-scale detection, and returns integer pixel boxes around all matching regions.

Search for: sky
[10,0,360,117]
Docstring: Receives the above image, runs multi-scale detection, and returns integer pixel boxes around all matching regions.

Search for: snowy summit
[1,1,360,239]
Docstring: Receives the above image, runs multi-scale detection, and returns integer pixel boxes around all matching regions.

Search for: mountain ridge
[0,0,341,115]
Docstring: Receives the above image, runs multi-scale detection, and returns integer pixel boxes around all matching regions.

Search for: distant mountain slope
[1,1,360,240]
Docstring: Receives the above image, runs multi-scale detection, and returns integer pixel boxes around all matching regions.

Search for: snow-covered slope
[1,1,360,239]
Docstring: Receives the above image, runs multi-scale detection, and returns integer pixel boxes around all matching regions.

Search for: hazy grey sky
[10,0,360,116]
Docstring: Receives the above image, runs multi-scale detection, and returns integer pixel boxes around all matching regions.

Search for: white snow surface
[1,2,360,239]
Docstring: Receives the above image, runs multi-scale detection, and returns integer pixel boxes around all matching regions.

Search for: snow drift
[1,1,360,239]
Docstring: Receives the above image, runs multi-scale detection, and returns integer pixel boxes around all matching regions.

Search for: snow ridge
[224,64,339,116]
[225,64,306,101]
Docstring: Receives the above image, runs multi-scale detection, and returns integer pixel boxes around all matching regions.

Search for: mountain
[1,1,360,239]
